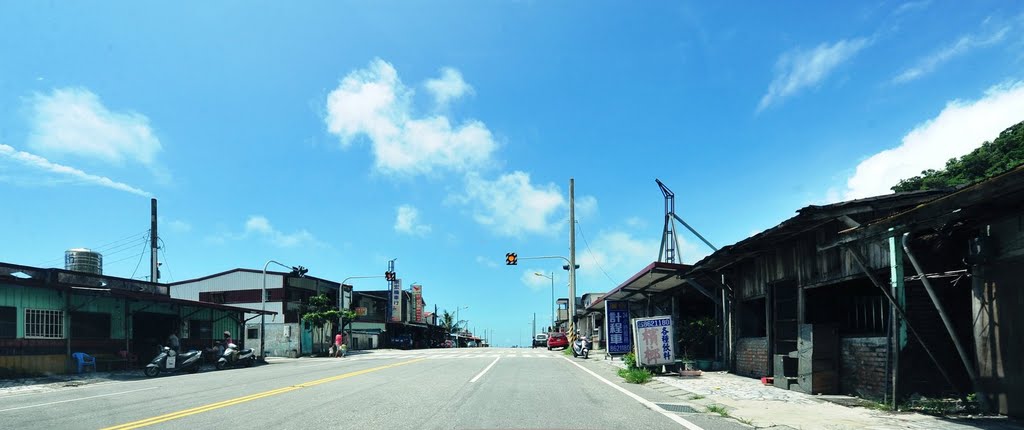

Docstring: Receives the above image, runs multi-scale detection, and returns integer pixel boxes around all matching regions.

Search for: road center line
[469,356,500,383]
[100,358,425,430]
[561,358,705,430]
[0,386,160,413]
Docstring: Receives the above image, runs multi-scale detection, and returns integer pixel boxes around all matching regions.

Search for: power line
[105,252,146,266]
[35,230,150,267]
[158,237,173,283]
[130,232,150,280]
[575,220,617,286]
[91,230,150,252]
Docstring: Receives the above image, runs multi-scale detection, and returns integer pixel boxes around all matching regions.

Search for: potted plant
[678,316,719,371]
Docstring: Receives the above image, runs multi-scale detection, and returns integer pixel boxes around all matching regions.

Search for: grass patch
[736,417,753,426]
[617,367,653,384]
[562,347,573,356]
[865,401,894,412]
[706,404,730,417]
[689,394,705,400]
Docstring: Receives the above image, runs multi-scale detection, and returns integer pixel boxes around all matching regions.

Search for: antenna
[655,179,718,264]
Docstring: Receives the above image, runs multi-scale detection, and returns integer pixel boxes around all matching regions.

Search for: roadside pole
[568,178,577,345]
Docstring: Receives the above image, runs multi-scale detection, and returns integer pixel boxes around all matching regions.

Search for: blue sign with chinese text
[605,300,632,354]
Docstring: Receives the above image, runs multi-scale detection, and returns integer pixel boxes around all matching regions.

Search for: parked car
[546,332,568,350]
[532,333,548,348]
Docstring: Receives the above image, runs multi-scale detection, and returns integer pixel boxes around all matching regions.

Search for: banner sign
[604,300,631,355]
[390,279,402,322]
[411,285,423,323]
[355,307,367,316]
[633,316,675,367]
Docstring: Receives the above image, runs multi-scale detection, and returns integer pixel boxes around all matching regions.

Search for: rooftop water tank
[65,248,103,275]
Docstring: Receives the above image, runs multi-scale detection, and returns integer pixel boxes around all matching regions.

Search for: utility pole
[150,198,158,283]
[568,178,577,341]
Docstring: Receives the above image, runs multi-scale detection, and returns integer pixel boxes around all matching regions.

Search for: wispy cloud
[840,80,1024,200]
[475,256,499,269]
[394,204,432,236]
[242,215,319,248]
[0,144,150,197]
[28,87,167,180]
[425,67,473,108]
[324,59,497,176]
[521,268,552,291]
[453,171,566,237]
[758,38,869,112]
[892,25,1010,84]
[893,0,932,16]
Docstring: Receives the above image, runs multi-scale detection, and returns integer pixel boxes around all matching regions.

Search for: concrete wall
[249,322,301,358]
[839,336,887,400]
[736,337,768,377]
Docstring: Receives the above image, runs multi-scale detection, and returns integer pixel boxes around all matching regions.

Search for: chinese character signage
[390,279,402,322]
[411,284,423,323]
[604,300,631,355]
[633,316,675,367]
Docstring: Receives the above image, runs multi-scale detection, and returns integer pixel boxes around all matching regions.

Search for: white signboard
[390,279,402,322]
[632,316,675,367]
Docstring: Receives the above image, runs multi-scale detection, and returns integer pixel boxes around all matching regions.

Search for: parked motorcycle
[571,332,591,359]
[216,342,256,370]
[145,346,202,377]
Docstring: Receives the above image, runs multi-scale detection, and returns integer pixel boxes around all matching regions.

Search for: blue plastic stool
[71,352,96,373]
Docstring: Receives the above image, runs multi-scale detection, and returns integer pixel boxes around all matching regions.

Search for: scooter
[145,346,202,377]
[571,332,591,359]
[216,342,256,370]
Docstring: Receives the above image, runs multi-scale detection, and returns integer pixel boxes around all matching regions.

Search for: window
[189,320,213,339]
[247,328,259,339]
[71,312,111,339]
[25,309,64,339]
[0,306,15,338]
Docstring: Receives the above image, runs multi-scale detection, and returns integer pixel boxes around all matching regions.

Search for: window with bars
[25,309,64,339]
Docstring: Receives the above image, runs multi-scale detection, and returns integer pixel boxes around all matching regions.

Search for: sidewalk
[601,357,1022,430]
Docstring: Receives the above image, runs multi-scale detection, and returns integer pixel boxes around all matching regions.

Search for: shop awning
[587,261,692,311]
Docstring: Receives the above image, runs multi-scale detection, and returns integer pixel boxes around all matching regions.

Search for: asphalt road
[0,348,747,430]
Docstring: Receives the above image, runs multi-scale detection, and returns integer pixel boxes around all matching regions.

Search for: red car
[546,332,568,350]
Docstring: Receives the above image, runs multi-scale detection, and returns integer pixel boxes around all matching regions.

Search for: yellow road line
[101,358,425,430]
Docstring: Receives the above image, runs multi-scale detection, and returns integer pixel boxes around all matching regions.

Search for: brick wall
[840,336,887,399]
[735,337,768,378]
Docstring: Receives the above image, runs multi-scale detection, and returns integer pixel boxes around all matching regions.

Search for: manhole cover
[656,403,698,414]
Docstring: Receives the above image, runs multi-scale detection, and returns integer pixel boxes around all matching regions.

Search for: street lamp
[262,260,307,361]
[534,272,554,332]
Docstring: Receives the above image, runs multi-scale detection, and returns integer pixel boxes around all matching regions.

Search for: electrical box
[283,325,291,338]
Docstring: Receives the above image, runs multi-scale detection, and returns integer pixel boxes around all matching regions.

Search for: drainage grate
[655,403,698,414]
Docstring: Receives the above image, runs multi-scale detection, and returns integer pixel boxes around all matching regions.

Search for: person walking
[333,331,344,358]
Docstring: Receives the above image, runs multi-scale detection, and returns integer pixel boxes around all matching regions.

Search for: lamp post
[262,260,306,362]
[534,272,554,331]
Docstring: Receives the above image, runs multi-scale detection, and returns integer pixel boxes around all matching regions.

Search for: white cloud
[521,268,552,291]
[475,256,499,268]
[455,171,566,237]
[893,0,931,16]
[893,26,1010,84]
[394,204,432,236]
[28,87,164,173]
[166,219,192,233]
[624,216,646,229]
[758,38,869,112]
[0,143,150,197]
[243,215,318,248]
[580,230,704,286]
[325,59,497,176]
[574,195,599,221]
[842,81,1024,200]
[425,67,473,108]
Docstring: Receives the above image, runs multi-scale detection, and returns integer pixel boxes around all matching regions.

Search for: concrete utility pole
[532,313,536,346]
[568,178,577,340]
[150,198,158,283]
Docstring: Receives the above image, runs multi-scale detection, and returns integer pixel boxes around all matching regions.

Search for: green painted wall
[0,283,64,338]
[71,295,126,339]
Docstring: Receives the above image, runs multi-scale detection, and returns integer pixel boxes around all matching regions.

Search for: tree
[300,293,342,356]
[440,311,459,344]
[892,120,1024,192]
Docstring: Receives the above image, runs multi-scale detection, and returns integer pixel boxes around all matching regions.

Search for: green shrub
[619,367,653,384]
[623,352,637,369]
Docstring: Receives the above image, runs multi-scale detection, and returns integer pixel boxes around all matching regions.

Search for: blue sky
[2,1,1023,346]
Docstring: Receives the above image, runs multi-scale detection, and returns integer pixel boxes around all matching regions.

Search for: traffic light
[385,271,397,281]
[506,253,518,265]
